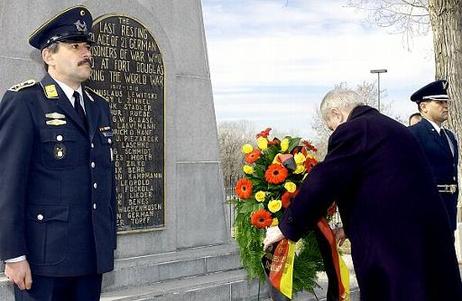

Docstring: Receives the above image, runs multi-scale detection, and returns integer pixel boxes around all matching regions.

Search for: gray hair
[320,88,364,119]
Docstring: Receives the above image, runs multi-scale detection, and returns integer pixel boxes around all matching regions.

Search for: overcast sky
[202,0,435,137]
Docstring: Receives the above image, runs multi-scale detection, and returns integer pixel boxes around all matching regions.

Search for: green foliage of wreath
[232,130,325,294]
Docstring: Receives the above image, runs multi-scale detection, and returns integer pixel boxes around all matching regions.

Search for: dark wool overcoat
[279,105,462,301]
[0,74,117,277]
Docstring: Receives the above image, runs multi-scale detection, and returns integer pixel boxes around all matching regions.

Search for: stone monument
[0,1,264,300]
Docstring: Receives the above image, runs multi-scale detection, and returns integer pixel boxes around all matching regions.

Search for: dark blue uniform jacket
[0,74,116,277]
[408,118,459,230]
[279,106,462,301]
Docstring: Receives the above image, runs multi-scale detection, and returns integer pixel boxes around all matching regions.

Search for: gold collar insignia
[44,84,59,99]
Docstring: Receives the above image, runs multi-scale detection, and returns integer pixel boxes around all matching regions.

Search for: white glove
[263,226,285,251]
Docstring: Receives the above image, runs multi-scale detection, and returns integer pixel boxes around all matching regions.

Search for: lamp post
[370,69,387,112]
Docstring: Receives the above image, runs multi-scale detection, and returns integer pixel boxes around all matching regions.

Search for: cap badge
[74,20,87,32]
[443,81,448,90]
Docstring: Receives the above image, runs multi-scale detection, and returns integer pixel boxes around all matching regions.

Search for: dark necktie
[73,91,87,130]
[439,129,451,154]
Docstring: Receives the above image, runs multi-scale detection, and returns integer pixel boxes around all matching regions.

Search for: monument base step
[103,243,242,291]
[101,268,267,301]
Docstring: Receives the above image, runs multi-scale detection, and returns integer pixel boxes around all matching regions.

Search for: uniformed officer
[408,80,459,232]
[0,5,117,301]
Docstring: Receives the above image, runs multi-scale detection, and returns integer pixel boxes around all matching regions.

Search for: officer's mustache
[78,58,93,67]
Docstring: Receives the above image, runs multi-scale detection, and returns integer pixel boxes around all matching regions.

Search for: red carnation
[256,128,272,138]
[302,140,318,152]
[304,157,318,173]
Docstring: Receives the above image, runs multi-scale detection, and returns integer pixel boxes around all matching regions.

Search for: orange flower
[304,157,318,173]
[235,178,253,199]
[245,149,261,164]
[251,209,273,229]
[265,164,288,184]
[256,128,272,138]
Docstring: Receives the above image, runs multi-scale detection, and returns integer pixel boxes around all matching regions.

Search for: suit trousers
[14,274,102,301]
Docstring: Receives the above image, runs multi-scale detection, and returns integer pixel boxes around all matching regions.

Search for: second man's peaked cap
[410,80,449,103]
[29,5,95,50]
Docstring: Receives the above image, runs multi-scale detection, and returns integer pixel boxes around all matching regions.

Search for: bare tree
[347,0,430,45]
[217,120,256,189]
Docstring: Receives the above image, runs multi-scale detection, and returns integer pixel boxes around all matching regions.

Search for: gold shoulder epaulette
[8,79,37,92]
[85,87,108,102]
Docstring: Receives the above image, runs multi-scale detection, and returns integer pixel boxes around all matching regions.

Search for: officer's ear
[42,43,59,69]
[42,48,53,67]
[418,101,426,113]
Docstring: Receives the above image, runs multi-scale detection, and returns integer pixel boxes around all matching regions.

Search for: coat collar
[347,105,377,122]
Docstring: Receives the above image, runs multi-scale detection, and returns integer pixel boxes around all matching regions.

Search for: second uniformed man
[0,5,117,301]
[408,80,459,232]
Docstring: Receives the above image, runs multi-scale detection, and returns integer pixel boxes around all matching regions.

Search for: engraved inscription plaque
[88,15,164,232]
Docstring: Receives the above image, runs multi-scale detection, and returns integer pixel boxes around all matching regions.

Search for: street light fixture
[370,69,387,112]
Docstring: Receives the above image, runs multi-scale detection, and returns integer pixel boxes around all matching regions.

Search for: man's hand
[263,226,285,251]
[333,227,346,247]
[5,260,32,290]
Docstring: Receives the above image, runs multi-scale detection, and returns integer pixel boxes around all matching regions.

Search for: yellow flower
[242,144,253,154]
[280,138,289,152]
[294,164,305,174]
[284,181,297,193]
[257,137,268,150]
[294,153,306,164]
[271,218,279,226]
[243,165,254,174]
[268,200,282,213]
[255,191,266,202]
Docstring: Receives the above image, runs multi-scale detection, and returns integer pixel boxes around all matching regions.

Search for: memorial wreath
[232,128,336,295]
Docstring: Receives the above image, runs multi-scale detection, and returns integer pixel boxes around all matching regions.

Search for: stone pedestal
[0,1,246,299]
